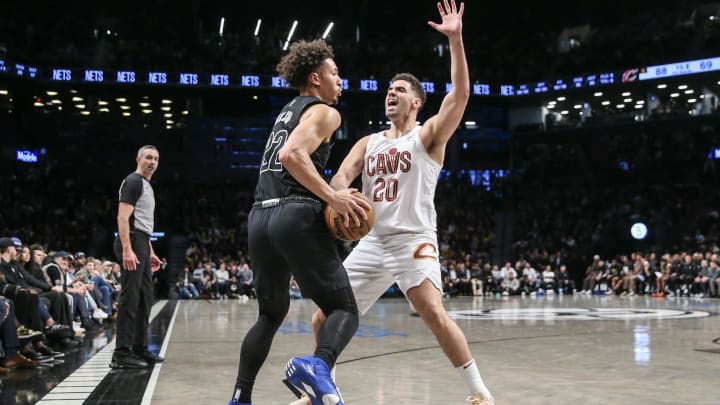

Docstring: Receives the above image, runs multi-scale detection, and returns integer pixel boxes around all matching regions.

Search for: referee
[110,145,165,369]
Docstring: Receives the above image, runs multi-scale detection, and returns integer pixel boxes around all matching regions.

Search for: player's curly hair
[391,73,426,109]
[276,39,335,89]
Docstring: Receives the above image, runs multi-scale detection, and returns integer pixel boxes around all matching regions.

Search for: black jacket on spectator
[25,261,52,287]
[0,260,51,292]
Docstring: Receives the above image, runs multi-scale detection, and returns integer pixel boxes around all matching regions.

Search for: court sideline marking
[36,300,173,404]
[141,300,179,404]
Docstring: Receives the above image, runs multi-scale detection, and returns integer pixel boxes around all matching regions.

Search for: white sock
[331,366,336,382]
[456,358,492,399]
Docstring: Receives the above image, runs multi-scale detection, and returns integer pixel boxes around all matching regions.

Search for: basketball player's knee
[259,299,290,327]
[416,302,445,325]
[314,287,358,317]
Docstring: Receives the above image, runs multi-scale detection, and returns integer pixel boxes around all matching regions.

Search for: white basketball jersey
[361,126,441,238]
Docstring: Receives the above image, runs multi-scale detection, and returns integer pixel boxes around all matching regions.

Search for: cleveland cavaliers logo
[366,149,411,176]
[414,243,438,260]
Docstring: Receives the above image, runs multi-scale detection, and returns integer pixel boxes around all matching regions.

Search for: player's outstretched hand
[428,0,464,37]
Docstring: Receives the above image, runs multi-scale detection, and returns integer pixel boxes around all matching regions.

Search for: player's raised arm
[421,0,469,161]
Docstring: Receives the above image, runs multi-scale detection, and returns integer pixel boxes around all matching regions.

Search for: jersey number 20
[372,178,398,202]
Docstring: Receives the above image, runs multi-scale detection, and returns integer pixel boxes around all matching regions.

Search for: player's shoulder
[358,133,374,144]
[302,103,341,125]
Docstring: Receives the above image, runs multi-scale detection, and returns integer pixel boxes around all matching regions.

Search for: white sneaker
[93,309,109,320]
[73,321,85,336]
[466,394,495,405]
[289,394,311,405]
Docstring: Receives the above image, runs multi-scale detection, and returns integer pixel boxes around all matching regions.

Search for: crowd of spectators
[440,249,720,299]
[0,235,128,376]
[2,115,720,298]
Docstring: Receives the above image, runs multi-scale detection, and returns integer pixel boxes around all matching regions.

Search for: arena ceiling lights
[18,89,185,123]
[541,79,712,118]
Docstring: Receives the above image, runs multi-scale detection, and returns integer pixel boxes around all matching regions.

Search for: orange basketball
[324,192,375,241]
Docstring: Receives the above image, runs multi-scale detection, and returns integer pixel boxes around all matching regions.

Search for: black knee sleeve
[313,287,359,368]
[313,286,358,317]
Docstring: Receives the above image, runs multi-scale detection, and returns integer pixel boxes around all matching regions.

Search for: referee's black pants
[113,231,153,350]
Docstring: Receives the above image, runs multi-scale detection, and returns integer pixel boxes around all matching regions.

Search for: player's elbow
[277,145,293,165]
[454,84,470,102]
[278,146,301,169]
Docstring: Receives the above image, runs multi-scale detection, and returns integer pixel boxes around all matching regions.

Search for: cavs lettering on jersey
[362,126,441,237]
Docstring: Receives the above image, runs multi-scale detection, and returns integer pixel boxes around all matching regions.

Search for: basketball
[324,192,375,241]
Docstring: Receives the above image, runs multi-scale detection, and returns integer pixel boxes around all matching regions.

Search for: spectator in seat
[469,262,484,296]
[201,262,217,299]
[541,265,557,293]
[557,265,576,294]
[45,251,101,334]
[488,264,503,295]
[215,262,230,299]
[694,259,711,298]
[455,261,472,296]
[501,272,520,296]
[520,262,539,295]
[0,238,74,348]
[177,265,199,299]
[288,274,302,299]
[709,260,720,297]
[238,263,254,299]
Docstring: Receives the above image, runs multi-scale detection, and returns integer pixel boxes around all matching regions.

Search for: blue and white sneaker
[228,401,251,405]
[285,356,343,405]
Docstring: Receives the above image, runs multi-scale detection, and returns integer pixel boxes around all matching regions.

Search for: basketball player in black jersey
[229,39,370,405]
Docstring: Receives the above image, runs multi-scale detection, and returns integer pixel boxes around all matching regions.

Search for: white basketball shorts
[343,232,441,315]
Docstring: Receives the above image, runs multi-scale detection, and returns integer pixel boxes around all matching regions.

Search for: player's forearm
[329,172,353,190]
[282,150,336,203]
[447,35,470,103]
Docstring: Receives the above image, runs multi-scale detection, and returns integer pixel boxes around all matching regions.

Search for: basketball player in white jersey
[299,1,494,404]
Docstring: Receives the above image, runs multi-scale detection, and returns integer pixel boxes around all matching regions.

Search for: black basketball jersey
[254,96,335,202]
